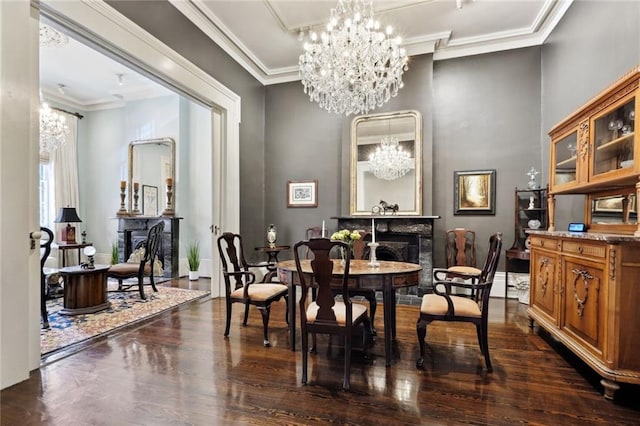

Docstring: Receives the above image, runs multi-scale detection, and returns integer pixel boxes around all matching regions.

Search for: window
[39,161,55,229]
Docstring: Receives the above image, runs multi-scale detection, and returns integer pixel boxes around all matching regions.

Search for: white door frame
[40,0,241,297]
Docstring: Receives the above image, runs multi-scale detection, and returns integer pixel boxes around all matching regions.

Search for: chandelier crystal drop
[369,136,412,180]
[299,0,408,116]
[39,24,69,48]
[40,103,69,154]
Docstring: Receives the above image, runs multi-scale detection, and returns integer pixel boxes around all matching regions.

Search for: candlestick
[162,178,175,216]
[367,242,380,268]
[132,183,141,215]
[371,218,376,243]
[117,181,128,216]
[322,220,325,238]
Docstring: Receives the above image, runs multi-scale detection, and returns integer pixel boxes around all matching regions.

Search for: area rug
[41,285,209,355]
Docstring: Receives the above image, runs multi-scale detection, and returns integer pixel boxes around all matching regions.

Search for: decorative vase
[188,270,199,281]
[267,224,277,248]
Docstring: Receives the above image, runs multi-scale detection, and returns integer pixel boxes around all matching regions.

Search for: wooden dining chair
[445,228,481,276]
[40,227,54,329]
[107,221,164,300]
[293,238,372,391]
[417,232,503,372]
[217,232,288,347]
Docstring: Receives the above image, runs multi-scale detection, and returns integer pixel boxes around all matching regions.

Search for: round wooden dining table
[277,259,422,367]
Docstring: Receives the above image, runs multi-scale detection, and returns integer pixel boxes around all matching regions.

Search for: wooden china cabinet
[527,66,640,400]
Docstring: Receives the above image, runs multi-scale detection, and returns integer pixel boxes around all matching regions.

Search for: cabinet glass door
[592,97,635,177]
[553,131,578,187]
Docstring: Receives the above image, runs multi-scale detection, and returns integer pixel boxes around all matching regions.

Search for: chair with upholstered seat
[445,228,481,276]
[293,238,372,391]
[417,232,502,372]
[107,221,164,300]
[40,227,54,329]
[217,232,288,347]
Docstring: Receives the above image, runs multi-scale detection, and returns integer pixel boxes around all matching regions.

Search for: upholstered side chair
[107,221,164,300]
[417,232,503,372]
[217,232,288,347]
[293,238,372,391]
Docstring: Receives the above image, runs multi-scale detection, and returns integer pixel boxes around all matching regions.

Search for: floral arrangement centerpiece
[330,229,361,263]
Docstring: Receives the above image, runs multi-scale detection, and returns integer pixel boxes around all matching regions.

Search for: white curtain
[52,111,80,231]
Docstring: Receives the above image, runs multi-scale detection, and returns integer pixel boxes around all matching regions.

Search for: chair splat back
[445,228,476,268]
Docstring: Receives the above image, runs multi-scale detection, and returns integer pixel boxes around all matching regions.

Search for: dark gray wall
[105,0,640,266]
[432,47,542,267]
[106,1,267,258]
[541,0,640,229]
[264,55,434,259]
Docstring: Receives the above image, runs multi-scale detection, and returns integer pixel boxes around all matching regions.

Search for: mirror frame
[127,137,176,216]
[350,110,422,216]
[587,186,638,234]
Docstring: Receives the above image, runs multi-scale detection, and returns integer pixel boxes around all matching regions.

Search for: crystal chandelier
[40,102,69,154]
[369,136,412,180]
[39,24,69,48]
[299,0,408,116]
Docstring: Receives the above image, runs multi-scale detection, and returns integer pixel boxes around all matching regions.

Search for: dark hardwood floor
[2,278,638,425]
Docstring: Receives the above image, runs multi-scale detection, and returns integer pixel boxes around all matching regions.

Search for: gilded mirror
[350,110,422,215]
[128,137,176,216]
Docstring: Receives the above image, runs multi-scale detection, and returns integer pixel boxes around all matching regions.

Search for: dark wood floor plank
[1,278,638,425]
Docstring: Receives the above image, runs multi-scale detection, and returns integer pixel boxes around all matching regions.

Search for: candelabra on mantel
[132,182,141,215]
[162,177,175,216]
[116,180,129,216]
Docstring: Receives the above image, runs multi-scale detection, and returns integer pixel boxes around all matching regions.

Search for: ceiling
[40,0,572,110]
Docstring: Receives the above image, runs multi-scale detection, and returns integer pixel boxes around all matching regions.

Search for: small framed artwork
[454,169,496,215]
[142,185,158,216]
[287,180,318,208]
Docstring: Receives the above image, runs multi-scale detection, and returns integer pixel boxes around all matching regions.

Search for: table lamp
[55,207,82,244]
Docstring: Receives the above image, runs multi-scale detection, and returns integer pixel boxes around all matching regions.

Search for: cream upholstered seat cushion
[108,262,152,278]
[421,294,481,318]
[306,301,368,325]
[230,283,287,302]
[447,265,482,275]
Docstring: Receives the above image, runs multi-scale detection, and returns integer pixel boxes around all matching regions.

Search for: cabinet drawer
[530,236,559,251]
[562,240,605,259]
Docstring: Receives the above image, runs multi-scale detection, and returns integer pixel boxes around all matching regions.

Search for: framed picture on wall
[454,169,496,215]
[142,185,158,216]
[287,180,318,208]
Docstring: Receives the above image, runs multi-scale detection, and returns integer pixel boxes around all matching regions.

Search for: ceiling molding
[172,0,573,85]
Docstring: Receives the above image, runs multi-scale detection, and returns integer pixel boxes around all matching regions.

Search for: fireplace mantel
[332,215,440,295]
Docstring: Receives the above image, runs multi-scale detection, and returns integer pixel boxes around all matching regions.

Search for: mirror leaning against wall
[128,137,176,216]
[350,110,422,216]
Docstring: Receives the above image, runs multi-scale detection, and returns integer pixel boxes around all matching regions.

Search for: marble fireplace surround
[333,215,439,296]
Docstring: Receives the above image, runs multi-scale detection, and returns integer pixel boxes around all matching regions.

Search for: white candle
[321,220,325,238]
[371,218,376,243]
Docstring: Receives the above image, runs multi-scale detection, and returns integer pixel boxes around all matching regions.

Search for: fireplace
[117,217,182,278]
[333,216,439,296]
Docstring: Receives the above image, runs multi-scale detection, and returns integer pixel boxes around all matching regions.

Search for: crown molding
[172,0,572,84]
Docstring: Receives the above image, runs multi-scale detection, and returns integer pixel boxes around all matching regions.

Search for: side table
[255,245,290,269]
[504,248,530,299]
[54,242,94,267]
[58,264,111,315]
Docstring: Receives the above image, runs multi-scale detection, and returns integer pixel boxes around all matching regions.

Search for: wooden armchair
[417,233,502,372]
[217,232,288,347]
[107,221,164,300]
[40,227,54,329]
[293,238,372,391]
[445,228,481,276]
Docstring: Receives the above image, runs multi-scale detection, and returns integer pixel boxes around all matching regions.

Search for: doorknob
[210,225,220,235]
[29,230,42,250]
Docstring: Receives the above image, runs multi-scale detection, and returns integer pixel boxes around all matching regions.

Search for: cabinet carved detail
[609,248,616,280]
[578,121,589,161]
[538,258,550,296]
[571,268,595,317]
